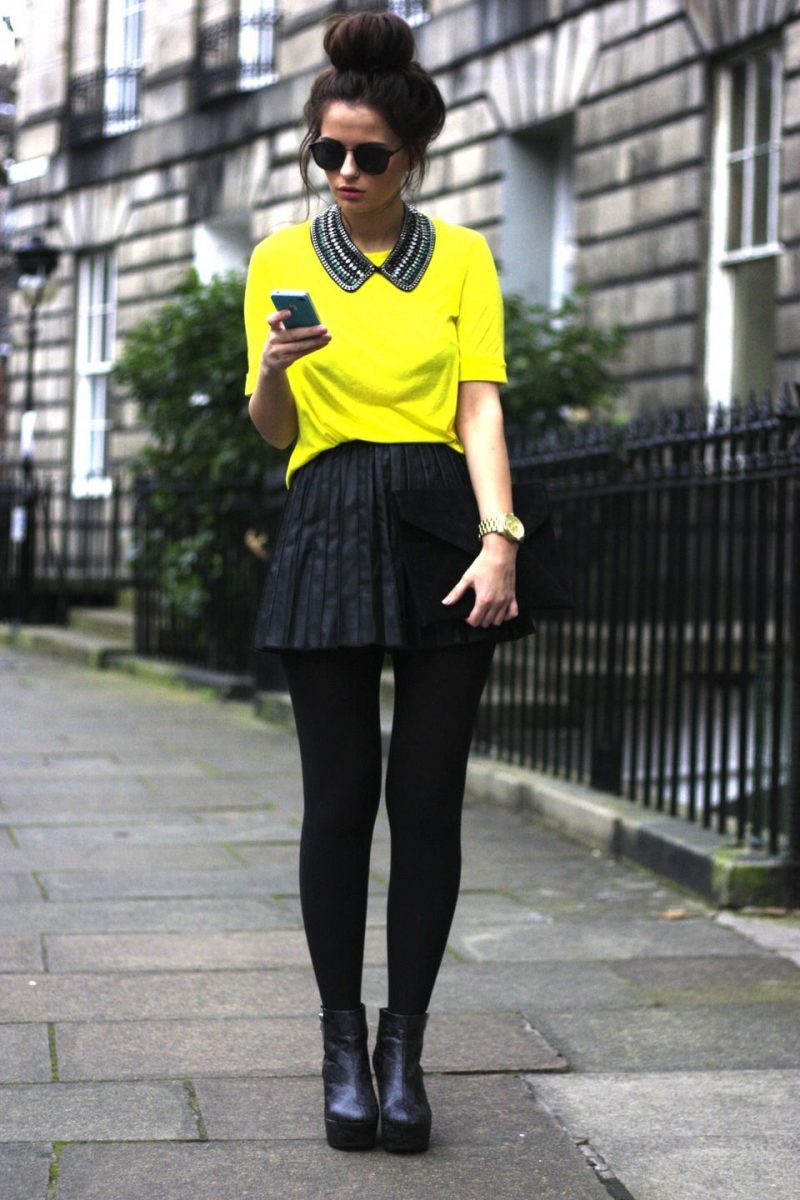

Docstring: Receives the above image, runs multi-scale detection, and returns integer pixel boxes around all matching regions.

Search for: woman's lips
[338,188,364,199]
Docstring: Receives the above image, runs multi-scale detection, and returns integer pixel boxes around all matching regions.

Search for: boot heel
[380,1114,431,1154]
[325,1116,378,1150]
[373,1008,432,1154]
[320,1005,378,1152]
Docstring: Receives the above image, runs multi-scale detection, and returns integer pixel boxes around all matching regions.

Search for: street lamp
[12,233,61,623]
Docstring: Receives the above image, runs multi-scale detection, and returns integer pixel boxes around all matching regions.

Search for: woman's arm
[442,380,519,628]
[247,309,331,449]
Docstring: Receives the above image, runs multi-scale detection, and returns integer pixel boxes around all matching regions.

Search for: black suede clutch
[392,481,574,626]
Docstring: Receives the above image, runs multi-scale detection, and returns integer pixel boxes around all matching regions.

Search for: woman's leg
[384,640,495,1015]
[280,646,385,1011]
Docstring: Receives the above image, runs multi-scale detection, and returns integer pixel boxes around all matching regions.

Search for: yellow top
[244,215,507,486]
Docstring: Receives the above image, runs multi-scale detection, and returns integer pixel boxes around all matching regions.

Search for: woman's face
[317,101,411,220]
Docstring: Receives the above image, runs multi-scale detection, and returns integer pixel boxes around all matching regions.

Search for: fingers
[263,310,331,370]
[442,575,518,628]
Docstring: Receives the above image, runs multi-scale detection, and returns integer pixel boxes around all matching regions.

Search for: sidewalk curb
[465,760,795,910]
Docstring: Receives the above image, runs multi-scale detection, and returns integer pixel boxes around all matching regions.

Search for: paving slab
[531,1002,800,1072]
[44,928,383,973]
[55,1011,563,1081]
[0,872,42,900]
[0,969,316,1022]
[194,1072,566,1143]
[609,951,800,1005]
[3,897,298,934]
[11,814,301,848]
[55,1138,610,1200]
[0,934,44,972]
[0,1080,198,1141]
[0,1024,52,1083]
[448,913,763,962]
[0,1144,51,1200]
[0,842,241,871]
[36,867,307,902]
[533,1070,800,1200]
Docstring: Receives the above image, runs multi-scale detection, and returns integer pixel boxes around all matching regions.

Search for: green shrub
[502,289,628,433]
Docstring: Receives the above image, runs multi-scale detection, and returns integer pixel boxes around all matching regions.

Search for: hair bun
[324,11,416,73]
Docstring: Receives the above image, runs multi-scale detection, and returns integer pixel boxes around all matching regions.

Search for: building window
[67,0,143,143]
[238,0,279,91]
[335,1,430,26]
[72,252,116,499]
[196,1,280,105]
[500,118,575,309]
[193,218,251,283]
[705,45,783,405]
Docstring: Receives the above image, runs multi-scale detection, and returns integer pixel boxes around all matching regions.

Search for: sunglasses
[310,137,405,176]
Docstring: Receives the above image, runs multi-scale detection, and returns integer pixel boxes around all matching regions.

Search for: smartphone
[270,290,322,329]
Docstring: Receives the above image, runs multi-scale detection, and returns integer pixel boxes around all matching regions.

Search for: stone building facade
[5,0,800,501]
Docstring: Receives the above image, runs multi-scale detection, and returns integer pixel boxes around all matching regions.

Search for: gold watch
[478,513,526,544]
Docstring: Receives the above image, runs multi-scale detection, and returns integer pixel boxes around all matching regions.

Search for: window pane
[755,53,773,147]
[752,150,770,245]
[730,61,747,152]
[727,160,743,250]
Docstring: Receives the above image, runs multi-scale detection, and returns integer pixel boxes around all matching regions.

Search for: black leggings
[280,641,495,1016]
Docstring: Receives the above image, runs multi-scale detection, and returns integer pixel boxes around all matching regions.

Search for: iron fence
[475,391,800,865]
[133,475,285,676]
[0,470,130,619]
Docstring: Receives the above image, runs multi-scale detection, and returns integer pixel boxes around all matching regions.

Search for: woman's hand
[441,535,519,627]
[261,309,331,375]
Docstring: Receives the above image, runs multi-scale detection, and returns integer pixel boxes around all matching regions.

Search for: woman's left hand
[441,537,520,627]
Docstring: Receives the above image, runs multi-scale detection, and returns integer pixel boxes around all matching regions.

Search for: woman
[244,10,532,1154]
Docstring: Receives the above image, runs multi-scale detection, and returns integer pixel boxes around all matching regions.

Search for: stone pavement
[1,646,799,1200]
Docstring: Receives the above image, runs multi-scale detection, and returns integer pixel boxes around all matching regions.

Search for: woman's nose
[340,150,360,179]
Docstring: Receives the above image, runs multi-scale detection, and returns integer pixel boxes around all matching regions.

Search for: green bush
[115,270,279,641]
[502,289,628,433]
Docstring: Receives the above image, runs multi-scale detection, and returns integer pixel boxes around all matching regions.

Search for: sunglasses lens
[354,145,391,174]
[311,141,345,171]
[311,140,396,175]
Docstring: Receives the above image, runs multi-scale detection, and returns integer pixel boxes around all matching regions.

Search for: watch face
[504,514,525,541]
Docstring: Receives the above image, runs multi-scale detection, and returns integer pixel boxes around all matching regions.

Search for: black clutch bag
[392,481,574,626]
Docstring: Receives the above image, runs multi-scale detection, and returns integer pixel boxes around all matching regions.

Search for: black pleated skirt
[253,441,536,651]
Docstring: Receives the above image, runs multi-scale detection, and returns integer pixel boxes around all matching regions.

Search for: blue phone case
[271,290,321,329]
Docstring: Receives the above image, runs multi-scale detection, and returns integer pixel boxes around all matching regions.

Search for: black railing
[0,470,130,620]
[133,475,285,675]
[476,390,800,864]
[196,12,280,106]
[67,67,142,145]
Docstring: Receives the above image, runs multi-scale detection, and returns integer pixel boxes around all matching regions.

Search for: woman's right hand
[260,309,331,374]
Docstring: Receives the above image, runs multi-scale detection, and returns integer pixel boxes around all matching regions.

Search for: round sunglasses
[310,137,405,176]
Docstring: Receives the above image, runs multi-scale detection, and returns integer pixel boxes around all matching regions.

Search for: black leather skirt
[253,440,536,651]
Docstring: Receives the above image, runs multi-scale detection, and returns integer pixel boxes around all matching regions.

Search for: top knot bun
[324,11,416,74]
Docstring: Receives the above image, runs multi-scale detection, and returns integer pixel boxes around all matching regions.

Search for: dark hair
[300,11,446,197]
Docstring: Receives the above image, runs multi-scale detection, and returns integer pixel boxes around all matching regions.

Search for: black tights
[280,642,494,1016]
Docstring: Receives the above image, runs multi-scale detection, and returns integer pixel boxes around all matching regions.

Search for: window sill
[71,476,113,500]
[720,242,784,266]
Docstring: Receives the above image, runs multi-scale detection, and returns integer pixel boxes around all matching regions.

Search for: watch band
[478,515,507,538]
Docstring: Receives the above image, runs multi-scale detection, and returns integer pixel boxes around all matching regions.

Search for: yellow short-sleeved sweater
[244,213,507,486]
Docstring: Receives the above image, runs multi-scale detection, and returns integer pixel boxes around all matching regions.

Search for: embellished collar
[310,203,435,293]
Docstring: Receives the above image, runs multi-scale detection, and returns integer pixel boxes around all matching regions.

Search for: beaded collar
[310,203,435,293]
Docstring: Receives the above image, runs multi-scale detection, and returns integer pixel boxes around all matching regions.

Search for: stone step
[0,623,132,669]
[69,606,135,643]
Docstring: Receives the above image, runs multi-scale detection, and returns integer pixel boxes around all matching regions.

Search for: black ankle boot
[319,1005,379,1150]
[373,1008,432,1153]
